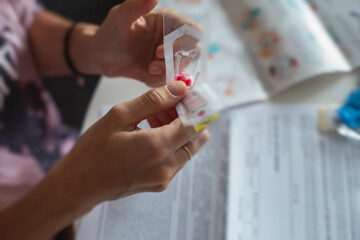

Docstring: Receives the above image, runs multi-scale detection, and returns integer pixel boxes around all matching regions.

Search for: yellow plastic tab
[194,113,221,132]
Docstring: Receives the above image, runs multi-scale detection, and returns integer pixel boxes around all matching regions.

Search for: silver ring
[183,146,192,160]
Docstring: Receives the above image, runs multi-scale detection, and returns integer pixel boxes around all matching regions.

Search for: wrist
[69,23,102,75]
[45,156,97,217]
[0,162,94,240]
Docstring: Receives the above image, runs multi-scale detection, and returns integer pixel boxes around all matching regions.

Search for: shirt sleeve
[11,0,45,30]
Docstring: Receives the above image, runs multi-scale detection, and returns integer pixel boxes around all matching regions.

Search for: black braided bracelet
[64,22,86,86]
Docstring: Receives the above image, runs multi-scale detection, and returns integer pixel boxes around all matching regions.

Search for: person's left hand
[84,0,200,87]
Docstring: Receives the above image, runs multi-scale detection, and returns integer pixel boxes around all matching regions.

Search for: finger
[154,112,174,126]
[168,107,178,120]
[147,115,162,128]
[156,45,164,59]
[140,129,209,192]
[174,129,210,162]
[151,118,194,151]
[154,107,178,126]
[148,60,165,76]
[131,69,166,87]
[147,107,178,128]
[132,127,209,193]
[110,0,159,27]
[122,81,186,126]
[151,129,210,191]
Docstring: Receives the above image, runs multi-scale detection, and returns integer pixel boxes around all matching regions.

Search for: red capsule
[175,72,193,86]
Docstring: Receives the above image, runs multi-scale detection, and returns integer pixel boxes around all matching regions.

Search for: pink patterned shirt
[0,0,77,211]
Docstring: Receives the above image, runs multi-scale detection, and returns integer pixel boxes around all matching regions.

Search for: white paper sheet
[159,0,356,108]
[227,105,360,240]
[219,0,351,94]
[206,3,268,107]
[308,0,360,68]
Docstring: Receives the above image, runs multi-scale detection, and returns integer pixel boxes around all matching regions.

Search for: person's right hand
[49,81,209,211]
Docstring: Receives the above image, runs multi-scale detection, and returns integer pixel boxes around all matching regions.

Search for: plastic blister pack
[163,16,222,135]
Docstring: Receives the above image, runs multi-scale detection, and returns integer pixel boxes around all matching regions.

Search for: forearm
[29,11,101,77]
[0,161,93,240]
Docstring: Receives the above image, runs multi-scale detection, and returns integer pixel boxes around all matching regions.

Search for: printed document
[227,105,360,240]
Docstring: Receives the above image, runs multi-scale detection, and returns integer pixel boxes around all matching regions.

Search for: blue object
[338,89,360,129]
[209,44,220,54]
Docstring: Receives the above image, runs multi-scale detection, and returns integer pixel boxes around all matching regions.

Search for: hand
[79,0,200,87]
[0,82,209,240]
[51,81,209,208]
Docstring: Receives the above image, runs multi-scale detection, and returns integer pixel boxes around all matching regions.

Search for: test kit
[163,18,222,134]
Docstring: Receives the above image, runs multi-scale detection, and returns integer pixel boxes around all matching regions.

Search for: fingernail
[150,66,162,75]
[167,81,186,96]
[156,50,164,59]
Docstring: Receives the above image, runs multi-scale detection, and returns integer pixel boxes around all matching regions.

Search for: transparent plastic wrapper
[163,15,222,135]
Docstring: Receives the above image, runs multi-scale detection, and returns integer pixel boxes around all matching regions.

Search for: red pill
[175,72,193,86]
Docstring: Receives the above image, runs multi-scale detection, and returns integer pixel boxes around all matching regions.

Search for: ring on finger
[182,146,192,160]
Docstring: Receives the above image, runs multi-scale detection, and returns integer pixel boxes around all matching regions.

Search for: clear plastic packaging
[163,16,222,134]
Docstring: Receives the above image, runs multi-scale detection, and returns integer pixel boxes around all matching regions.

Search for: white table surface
[81,71,359,133]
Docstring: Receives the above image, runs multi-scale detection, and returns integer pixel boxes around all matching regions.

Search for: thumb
[111,0,159,27]
[122,81,187,126]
